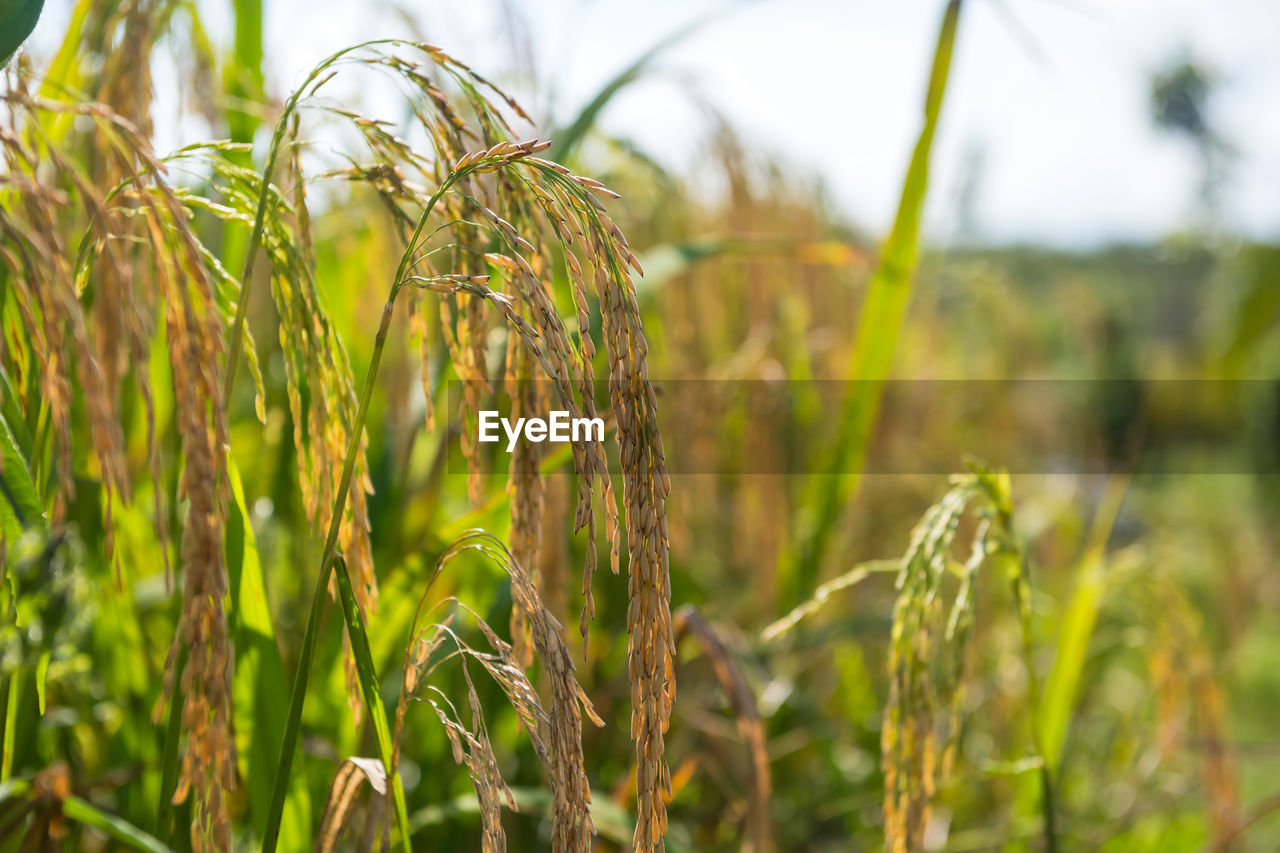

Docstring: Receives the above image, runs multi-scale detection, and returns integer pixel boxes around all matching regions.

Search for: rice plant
[766,462,1040,851]
[1,1,1273,851]
[2,17,671,850]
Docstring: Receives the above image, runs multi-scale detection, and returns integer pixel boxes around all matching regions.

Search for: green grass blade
[34,651,48,715]
[35,0,91,141]
[0,402,44,538]
[0,366,32,458]
[332,555,411,852]
[0,776,30,801]
[547,12,712,162]
[782,0,964,606]
[64,795,175,853]
[226,0,264,147]
[1,673,19,782]
[261,561,328,853]
[219,0,266,283]
[226,460,311,850]
[263,289,405,848]
[262,290,396,853]
[154,645,185,840]
[1038,475,1129,772]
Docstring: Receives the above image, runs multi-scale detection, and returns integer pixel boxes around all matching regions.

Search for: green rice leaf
[782,0,964,606]
[34,651,48,715]
[64,795,175,853]
[227,459,311,850]
[0,402,44,539]
[548,12,713,162]
[0,0,44,67]
[1038,476,1129,771]
[332,554,412,852]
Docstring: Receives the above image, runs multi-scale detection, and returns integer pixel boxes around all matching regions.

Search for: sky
[28,0,1280,246]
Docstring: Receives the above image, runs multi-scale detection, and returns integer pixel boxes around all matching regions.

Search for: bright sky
[29,0,1280,246]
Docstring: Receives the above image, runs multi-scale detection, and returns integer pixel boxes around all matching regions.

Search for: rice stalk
[761,560,901,643]
[673,605,771,853]
[537,473,571,630]
[1144,579,1240,851]
[881,462,1055,853]
[393,531,601,852]
[423,683,513,853]
[881,479,978,853]
[224,43,670,852]
[771,461,1045,853]
[2,58,238,851]
[314,756,387,853]
[0,69,132,560]
[506,349,548,670]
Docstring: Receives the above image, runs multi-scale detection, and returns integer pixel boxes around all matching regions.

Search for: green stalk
[332,555,412,847]
[260,302,393,853]
[219,0,266,282]
[782,0,964,606]
[1007,543,1057,853]
[226,0,264,153]
[0,669,18,783]
[1001,477,1127,853]
[222,39,408,410]
[1038,475,1129,771]
[260,178,458,853]
[155,646,186,839]
[64,795,176,853]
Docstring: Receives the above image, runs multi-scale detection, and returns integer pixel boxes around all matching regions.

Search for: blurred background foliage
[2,0,1279,851]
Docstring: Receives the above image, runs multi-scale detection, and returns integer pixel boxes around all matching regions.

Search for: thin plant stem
[261,175,459,853]
[1009,545,1058,853]
[221,78,311,410]
[154,645,186,840]
[222,39,418,410]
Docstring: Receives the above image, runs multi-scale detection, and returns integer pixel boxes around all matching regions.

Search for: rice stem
[261,175,458,853]
[154,645,186,840]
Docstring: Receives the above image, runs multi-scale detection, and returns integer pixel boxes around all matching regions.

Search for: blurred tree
[1149,54,1232,222]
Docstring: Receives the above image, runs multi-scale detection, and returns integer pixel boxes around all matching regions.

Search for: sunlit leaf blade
[547,12,714,162]
[227,459,311,850]
[63,795,176,853]
[1037,493,1123,772]
[782,0,964,606]
[0,403,43,538]
[332,555,412,852]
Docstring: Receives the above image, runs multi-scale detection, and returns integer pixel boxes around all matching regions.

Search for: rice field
[1,1,1278,851]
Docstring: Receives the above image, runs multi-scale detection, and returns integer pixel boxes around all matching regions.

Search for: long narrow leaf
[0,403,44,538]
[64,795,176,853]
[1038,475,1130,770]
[782,0,964,605]
[226,460,311,850]
[547,11,715,162]
[154,646,184,840]
[332,555,412,852]
[0,0,44,67]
